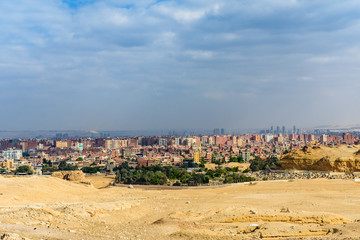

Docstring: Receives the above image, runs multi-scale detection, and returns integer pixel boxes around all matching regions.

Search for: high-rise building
[56,141,68,149]
[213,128,220,135]
[320,134,327,143]
[241,152,251,162]
[55,133,63,139]
[220,128,225,135]
[105,139,127,149]
[215,136,227,145]
[20,142,29,153]
[137,137,143,146]
[201,136,208,145]
[159,138,167,147]
[265,134,274,143]
[343,133,355,144]
[293,125,296,134]
[282,126,286,135]
[77,143,84,151]
[232,136,237,145]
[2,149,22,160]
[193,150,201,163]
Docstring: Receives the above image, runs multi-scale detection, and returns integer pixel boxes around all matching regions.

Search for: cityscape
[2,0,360,239]
[0,126,358,176]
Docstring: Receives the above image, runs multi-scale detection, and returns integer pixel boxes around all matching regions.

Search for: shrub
[15,165,33,175]
[173,181,181,186]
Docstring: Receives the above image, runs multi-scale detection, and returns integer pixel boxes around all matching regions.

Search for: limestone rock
[280,145,360,172]
[1,233,29,240]
[52,171,86,181]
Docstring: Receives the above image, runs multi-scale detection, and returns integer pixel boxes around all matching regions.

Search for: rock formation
[280,145,360,172]
[52,171,86,181]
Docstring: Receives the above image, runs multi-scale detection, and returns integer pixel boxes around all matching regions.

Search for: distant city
[1,124,360,139]
[0,124,359,174]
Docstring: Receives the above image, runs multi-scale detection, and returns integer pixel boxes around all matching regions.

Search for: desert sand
[0,176,359,239]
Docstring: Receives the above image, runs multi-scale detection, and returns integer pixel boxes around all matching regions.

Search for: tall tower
[194,146,201,163]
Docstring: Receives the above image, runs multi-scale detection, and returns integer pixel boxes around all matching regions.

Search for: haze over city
[1,0,360,131]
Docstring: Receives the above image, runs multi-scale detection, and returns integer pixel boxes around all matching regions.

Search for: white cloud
[308,56,336,63]
[223,33,239,41]
[154,5,206,23]
[153,32,177,47]
[2,0,360,129]
[152,3,221,23]
[297,76,312,81]
[185,50,213,59]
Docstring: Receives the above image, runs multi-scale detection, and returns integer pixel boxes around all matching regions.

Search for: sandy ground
[85,174,115,188]
[205,162,250,171]
[0,176,359,239]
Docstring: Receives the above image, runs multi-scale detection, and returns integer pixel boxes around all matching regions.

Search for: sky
[1,0,360,131]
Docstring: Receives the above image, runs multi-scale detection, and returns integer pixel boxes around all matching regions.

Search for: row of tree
[249,156,280,171]
[114,162,256,186]
[14,156,280,180]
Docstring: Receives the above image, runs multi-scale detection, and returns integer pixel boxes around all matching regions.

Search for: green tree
[15,165,33,174]
[249,156,280,172]
[58,160,78,171]
[237,156,244,163]
[81,166,100,174]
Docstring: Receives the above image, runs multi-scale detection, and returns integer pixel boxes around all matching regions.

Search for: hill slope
[280,145,360,171]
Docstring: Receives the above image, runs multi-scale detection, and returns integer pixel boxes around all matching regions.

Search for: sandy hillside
[0,176,359,239]
[281,145,360,171]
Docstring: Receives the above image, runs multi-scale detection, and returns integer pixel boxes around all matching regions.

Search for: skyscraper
[159,138,167,147]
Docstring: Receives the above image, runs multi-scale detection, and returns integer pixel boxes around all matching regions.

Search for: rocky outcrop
[52,171,86,181]
[1,233,29,240]
[280,145,360,172]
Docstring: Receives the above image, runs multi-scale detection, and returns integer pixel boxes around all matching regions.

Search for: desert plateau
[0,174,359,240]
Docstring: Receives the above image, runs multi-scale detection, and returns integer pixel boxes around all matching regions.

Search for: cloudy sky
[1,0,360,131]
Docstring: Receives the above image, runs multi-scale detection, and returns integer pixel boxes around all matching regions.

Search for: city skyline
[1,123,360,139]
[2,0,360,130]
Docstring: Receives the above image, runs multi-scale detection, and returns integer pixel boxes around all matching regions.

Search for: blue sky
[1,0,360,131]
[62,0,95,8]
